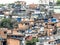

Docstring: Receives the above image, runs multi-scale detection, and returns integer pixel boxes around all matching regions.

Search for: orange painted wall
[7,38,20,45]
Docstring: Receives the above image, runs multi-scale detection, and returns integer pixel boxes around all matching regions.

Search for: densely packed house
[0,0,60,45]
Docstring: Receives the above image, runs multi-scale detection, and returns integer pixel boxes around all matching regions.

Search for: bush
[56,0,60,5]
[0,18,13,29]
[26,38,39,45]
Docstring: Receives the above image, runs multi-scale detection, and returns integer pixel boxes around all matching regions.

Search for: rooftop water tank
[51,18,57,23]
[17,18,21,22]
[44,19,48,23]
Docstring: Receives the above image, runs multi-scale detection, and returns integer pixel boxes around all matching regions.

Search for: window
[17,30,25,33]
[25,23,29,25]
[49,2,53,6]
[51,24,54,26]
[4,31,7,34]
[15,4,21,9]
[45,23,47,25]
[17,30,21,32]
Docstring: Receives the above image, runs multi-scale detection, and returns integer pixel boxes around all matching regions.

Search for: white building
[54,6,60,13]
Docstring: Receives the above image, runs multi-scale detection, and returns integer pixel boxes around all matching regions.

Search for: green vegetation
[0,18,13,29]
[0,4,5,7]
[26,38,39,45]
[56,0,60,5]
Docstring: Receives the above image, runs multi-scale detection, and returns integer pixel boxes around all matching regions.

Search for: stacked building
[0,0,60,45]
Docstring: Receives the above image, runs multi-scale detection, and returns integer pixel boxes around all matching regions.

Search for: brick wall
[7,38,20,45]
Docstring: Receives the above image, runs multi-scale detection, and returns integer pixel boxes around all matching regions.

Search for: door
[3,41,7,45]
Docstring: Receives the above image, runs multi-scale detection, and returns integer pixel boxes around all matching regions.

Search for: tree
[26,38,39,45]
[0,18,13,29]
[56,0,60,5]
[0,4,5,7]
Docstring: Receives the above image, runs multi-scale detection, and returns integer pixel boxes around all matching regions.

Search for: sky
[0,0,57,4]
